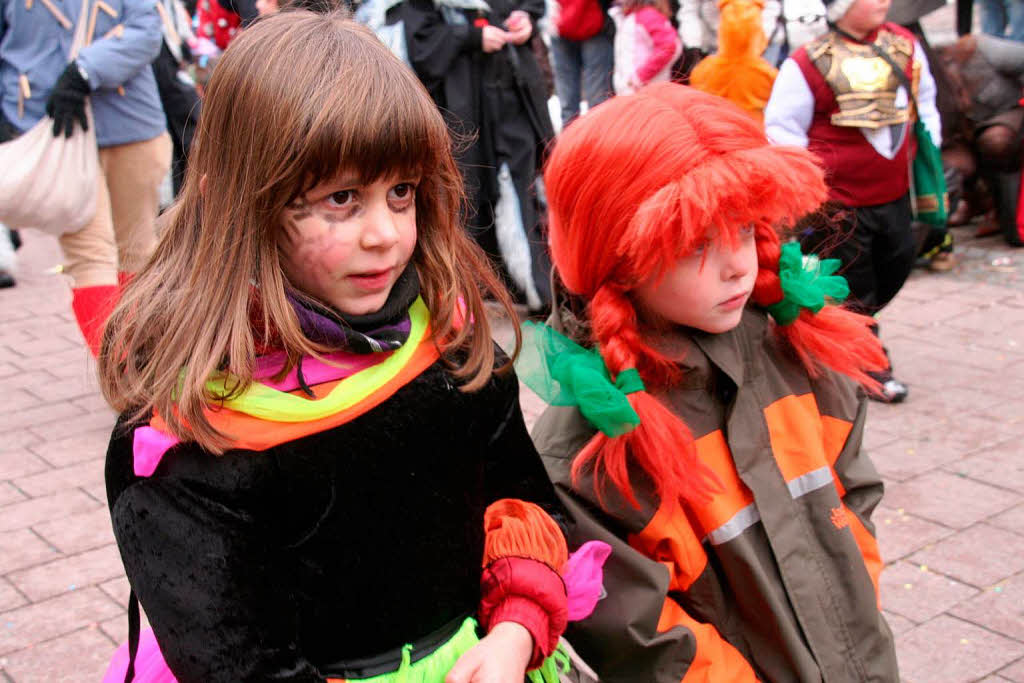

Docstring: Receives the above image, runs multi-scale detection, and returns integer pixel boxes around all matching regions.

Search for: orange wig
[543,84,886,508]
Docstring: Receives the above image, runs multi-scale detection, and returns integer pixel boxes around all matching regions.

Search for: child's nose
[361,202,401,249]
[722,246,751,279]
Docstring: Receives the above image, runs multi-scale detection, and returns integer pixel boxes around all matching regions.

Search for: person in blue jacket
[0,0,170,355]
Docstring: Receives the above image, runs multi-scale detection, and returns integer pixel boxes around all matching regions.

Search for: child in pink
[610,0,681,94]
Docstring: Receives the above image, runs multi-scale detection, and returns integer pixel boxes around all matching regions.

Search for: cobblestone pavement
[1,219,1022,681]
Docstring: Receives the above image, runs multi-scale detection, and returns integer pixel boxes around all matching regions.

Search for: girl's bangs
[656,144,826,264]
[297,62,446,193]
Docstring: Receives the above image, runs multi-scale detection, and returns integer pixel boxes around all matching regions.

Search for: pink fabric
[131,352,385,477]
[103,628,177,682]
[633,7,679,83]
[563,541,612,621]
[133,426,181,477]
[252,350,390,392]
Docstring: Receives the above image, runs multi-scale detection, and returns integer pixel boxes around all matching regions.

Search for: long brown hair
[99,11,519,452]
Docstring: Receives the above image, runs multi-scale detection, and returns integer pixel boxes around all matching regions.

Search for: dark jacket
[531,308,899,682]
[399,0,554,207]
[106,354,563,682]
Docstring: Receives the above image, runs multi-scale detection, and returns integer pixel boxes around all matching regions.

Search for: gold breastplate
[808,29,917,129]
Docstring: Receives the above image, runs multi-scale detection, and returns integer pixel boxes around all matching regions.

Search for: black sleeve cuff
[466,24,483,52]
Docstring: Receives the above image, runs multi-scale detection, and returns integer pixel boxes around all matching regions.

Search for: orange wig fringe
[544,84,887,508]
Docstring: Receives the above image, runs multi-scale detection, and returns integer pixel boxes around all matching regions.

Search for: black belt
[323,613,474,680]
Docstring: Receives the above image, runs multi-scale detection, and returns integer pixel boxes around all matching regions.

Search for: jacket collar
[645,307,769,390]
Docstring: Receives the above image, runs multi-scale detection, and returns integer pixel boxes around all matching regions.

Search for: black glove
[0,110,17,144]
[45,62,91,138]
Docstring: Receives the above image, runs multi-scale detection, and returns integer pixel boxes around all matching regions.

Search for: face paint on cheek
[283,198,315,228]
[293,231,355,289]
[281,217,304,246]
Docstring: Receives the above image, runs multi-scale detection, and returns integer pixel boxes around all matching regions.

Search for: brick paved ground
[1,219,1023,681]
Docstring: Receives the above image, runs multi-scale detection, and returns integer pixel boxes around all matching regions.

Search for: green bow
[766,242,850,325]
[516,322,645,437]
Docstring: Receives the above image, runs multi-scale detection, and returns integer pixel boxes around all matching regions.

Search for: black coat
[106,355,562,682]
[399,0,554,208]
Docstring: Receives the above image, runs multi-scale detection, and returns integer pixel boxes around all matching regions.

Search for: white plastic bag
[0,0,99,235]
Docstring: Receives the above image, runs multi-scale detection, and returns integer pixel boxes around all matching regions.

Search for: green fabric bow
[516,322,645,437]
[766,242,850,325]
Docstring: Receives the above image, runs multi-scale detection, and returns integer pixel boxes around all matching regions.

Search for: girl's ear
[199,174,208,197]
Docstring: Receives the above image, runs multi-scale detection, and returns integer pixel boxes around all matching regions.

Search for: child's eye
[391,183,415,198]
[388,183,417,208]
[739,224,756,236]
[327,190,356,207]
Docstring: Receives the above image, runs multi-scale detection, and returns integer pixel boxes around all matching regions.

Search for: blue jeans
[549,32,614,127]
[980,0,1024,41]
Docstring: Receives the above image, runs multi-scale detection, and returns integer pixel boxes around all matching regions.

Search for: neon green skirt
[333,617,569,683]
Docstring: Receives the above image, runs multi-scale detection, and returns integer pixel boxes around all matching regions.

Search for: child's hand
[482,25,509,52]
[503,10,532,45]
[445,621,533,683]
[505,9,529,29]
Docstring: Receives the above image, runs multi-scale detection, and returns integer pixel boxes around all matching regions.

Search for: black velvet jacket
[105,353,562,682]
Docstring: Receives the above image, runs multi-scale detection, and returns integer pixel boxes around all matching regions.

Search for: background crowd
[1,0,1023,345]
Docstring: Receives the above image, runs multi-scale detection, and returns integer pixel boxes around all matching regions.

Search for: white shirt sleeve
[764,58,814,148]
[676,0,704,49]
[914,39,942,147]
[761,0,782,44]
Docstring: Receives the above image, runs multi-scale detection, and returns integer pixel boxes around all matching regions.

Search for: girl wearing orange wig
[524,83,900,682]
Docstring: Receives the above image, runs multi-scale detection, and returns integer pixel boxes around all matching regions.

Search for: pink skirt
[103,628,177,683]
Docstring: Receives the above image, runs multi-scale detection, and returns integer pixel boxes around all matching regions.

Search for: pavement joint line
[25,527,60,556]
[939,612,1024,648]
[0,578,31,610]
[899,560,997,594]
[79,485,106,507]
[2,623,120,669]
[934,471,1024,500]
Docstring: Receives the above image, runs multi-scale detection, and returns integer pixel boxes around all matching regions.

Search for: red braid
[751,222,887,388]
[574,286,719,508]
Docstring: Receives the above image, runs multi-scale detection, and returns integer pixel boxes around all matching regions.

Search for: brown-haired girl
[99,11,586,683]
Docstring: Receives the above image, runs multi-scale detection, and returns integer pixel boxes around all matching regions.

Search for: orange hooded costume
[689,0,778,121]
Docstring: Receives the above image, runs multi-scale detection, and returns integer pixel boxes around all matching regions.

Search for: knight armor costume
[806,28,917,129]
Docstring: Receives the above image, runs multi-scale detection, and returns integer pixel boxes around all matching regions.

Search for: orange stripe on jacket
[152,340,440,452]
[763,393,831,482]
[689,430,754,541]
[844,504,883,605]
[764,396,880,604]
[821,415,853,467]
[630,501,708,593]
[657,598,759,682]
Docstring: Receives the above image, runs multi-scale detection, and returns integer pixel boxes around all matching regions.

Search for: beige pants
[59,132,173,287]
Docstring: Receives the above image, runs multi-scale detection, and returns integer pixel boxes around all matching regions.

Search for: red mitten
[479,556,568,670]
